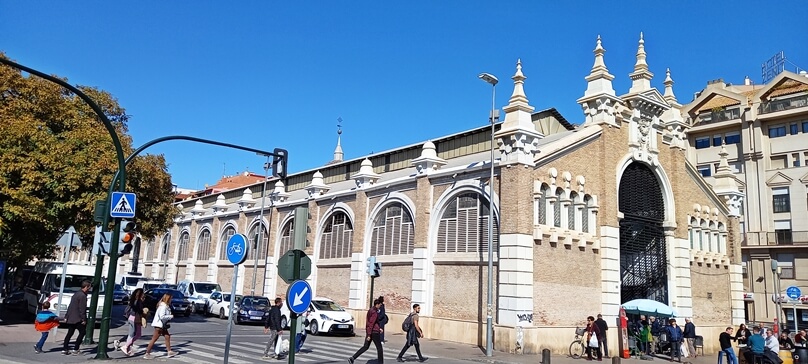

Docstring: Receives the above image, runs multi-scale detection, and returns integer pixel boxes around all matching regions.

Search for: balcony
[742,231,808,247]
[759,94,808,114]
[697,107,742,124]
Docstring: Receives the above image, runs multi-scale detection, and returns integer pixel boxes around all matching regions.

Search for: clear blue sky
[2,2,806,190]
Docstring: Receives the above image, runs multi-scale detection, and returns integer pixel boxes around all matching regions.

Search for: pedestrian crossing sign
[110,192,137,218]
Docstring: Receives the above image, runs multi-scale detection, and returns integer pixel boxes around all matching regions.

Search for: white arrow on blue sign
[286,280,313,315]
[787,286,802,300]
[110,192,137,218]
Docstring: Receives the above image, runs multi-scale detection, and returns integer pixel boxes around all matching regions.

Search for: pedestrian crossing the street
[132,338,435,363]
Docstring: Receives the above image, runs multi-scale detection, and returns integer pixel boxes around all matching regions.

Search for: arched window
[553,189,563,227]
[196,229,211,260]
[689,217,697,249]
[718,222,726,253]
[145,240,155,262]
[700,220,707,250]
[248,223,269,260]
[370,203,415,256]
[177,232,190,261]
[537,184,549,225]
[568,192,578,230]
[219,226,236,259]
[437,192,499,254]
[582,195,591,233]
[278,219,294,255]
[319,211,353,259]
[159,233,170,260]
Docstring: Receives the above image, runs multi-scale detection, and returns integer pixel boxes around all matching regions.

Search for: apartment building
[683,70,808,327]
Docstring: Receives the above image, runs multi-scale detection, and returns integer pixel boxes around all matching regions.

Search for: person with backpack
[348,298,384,364]
[33,301,60,353]
[396,303,428,362]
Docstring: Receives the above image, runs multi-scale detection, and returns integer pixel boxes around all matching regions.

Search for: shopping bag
[275,333,283,355]
[589,334,599,348]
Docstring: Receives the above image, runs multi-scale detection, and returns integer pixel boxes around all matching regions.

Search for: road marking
[184,342,252,364]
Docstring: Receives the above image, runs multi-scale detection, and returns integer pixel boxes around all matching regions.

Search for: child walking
[34,301,60,353]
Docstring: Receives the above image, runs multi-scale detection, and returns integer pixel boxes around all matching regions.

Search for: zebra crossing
[134,337,433,363]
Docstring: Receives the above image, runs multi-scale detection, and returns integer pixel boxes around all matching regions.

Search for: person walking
[586,316,602,361]
[117,288,145,356]
[348,298,384,364]
[262,297,283,360]
[62,280,91,355]
[378,296,389,343]
[33,301,60,353]
[595,314,609,358]
[396,303,428,362]
[294,309,310,354]
[718,327,738,364]
[683,318,697,358]
[143,293,176,360]
[666,318,683,362]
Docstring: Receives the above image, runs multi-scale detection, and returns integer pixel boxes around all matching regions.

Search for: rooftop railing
[759,94,808,114]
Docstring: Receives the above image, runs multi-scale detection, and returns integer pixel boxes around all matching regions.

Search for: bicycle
[569,327,587,359]
[228,242,243,256]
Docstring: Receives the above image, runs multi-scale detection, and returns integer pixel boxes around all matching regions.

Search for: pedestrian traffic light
[366,256,381,278]
[119,221,137,256]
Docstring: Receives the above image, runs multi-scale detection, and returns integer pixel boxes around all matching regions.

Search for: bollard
[542,348,551,364]
[612,355,621,364]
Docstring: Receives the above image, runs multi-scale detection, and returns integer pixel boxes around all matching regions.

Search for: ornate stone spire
[629,32,654,93]
[581,35,616,98]
[333,117,344,162]
[237,188,255,210]
[411,140,447,175]
[305,171,330,197]
[578,35,622,127]
[212,195,228,214]
[663,68,677,103]
[506,59,531,111]
[352,158,381,188]
[497,59,543,166]
[271,180,291,203]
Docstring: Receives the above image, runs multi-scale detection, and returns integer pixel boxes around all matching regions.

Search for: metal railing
[759,94,808,114]
[742,231,808,246]
[696,107,741,124]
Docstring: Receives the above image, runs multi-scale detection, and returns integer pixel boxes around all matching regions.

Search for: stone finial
[175,203,186,220]
[578,36,621,127]
[411,140,447,175]
[507,59,531,110]
[352,158,381,189]
[334,119,344,162]
[212,195,228,214]
[497,59,543,166]
[237,188,256,210]
[663,68,676,103]
[191,199,206,217]
[305,170,330,197]
[629,32,654,93]
[272,180,291,203]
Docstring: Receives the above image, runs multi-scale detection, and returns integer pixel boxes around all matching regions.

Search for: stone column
[413,175,433,315]
[600,226,621,318]
[667,225,693,318]
[349,190,369,310]
[497,167,534,327]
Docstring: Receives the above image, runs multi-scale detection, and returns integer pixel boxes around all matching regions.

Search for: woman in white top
[143,293,176,360]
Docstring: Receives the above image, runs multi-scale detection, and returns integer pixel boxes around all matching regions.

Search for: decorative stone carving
[191,200,206,218]
[352,158,381,189]
[305,171,330,197]
[212,195,227,214]
[272,180,291,203]
[237,188,255,210]
[411,141,447,175]
[496,59,543,166]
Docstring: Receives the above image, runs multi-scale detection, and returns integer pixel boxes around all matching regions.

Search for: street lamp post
[772,259,782,332]
[250,157,271,295]
[478,72,498,357]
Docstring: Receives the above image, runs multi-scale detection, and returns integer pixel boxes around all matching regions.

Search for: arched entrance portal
[619,162,668,304]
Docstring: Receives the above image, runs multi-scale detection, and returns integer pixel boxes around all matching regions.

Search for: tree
[0,54,176,270]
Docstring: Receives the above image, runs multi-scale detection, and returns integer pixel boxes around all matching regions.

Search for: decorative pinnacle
[664,68,676,102]
[590,35,608,73]
[635,32,648,71]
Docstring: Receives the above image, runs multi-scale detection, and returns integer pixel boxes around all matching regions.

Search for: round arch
[364,192,417,257]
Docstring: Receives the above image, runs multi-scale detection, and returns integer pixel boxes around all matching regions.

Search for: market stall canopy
[622,299,677,317]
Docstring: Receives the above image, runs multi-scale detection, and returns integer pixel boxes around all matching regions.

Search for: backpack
[402,313,414,332]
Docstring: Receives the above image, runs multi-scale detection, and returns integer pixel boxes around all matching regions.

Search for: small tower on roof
[628,32,654,94]
[577,35,622,127]
[495,59,543,166]
[660,68,688,150]
[333,117,344,162]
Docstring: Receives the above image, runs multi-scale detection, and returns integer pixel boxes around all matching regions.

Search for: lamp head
[771,259,779,272]
[478,73,498,86]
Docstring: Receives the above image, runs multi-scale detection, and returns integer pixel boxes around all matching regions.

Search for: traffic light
[366,256,381,278]
[119,221,137,256]
[272,148,288,179]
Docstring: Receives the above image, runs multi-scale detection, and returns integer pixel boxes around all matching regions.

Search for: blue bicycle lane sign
[226,233,249,265]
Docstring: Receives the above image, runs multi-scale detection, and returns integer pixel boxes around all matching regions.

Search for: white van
[118,273,147,294]
[24,261,106,319]
[176,280,221,313]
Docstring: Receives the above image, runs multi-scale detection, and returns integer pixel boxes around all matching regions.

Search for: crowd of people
[626,315,699,362]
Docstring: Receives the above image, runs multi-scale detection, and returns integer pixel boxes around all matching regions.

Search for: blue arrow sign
[287,280,312,315]
[787,286,802,300]
[226,233,249,265]
[110,192,137,218]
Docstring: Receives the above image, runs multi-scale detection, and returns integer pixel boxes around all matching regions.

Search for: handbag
[589,334,599,348]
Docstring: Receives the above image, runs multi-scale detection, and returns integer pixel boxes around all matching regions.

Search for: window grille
[248,223,268,260]
[568,193,577,230]
[537,186,548,225]
[582,196,590,233]
[437,193,499,254]
[279,220,294,255]
[319,211,353,259]
[177,232,190,261]
[553,189,562,227]
[196,229,211,260]
[370,203,415,256]
[145,241,155,262]
[159,233,170,260]
[219,226,236,259]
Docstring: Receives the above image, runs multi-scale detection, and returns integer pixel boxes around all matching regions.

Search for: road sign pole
[288,248,301,364]
[54,228,74,340]
[369,277,375,309]
[224,264,239,364]
[795,301,798,334]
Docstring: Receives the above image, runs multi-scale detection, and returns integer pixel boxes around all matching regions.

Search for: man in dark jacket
[595,314,609,358]
[718,327,738,364]
[348,298,384,364]
[62,280,91,355]
[378,296,389,343]
[683,318,697,358]
[262,298,283,359]
[667,319,684,362]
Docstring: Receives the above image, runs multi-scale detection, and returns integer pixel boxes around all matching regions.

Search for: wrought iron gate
[619,163,668,304]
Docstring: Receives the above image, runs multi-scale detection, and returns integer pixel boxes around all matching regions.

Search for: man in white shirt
[765,330,779,352]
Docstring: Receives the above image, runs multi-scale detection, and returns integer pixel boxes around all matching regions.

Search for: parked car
[206,291,242,319]
[112,284,129,304]
[234,295,270,325]
[143,288,192,317]
[307,297,354,336]
[136,280,166,292]
[176,280,221,314]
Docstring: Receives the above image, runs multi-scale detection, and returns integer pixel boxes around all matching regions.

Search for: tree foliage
[0,54,176,269]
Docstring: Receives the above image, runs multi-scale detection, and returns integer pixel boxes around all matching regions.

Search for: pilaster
[600,226,621,317]
[497,233,534,326]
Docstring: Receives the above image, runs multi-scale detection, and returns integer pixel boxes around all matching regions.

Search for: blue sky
[2,2,806,190]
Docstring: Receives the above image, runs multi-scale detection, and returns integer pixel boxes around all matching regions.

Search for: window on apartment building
[803,121,808,133]
[791,123,799,135]
[697,165,712,177]
[774,220,793,245]
[695,137,711,149]
[773,187,791,213]
[713,135,723,147]
[724,132,741,145]
[794,153,802,168]
[732,162,743,173]
[771,155,787,169]
[778,253,795,279]
[769,125,787,138]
